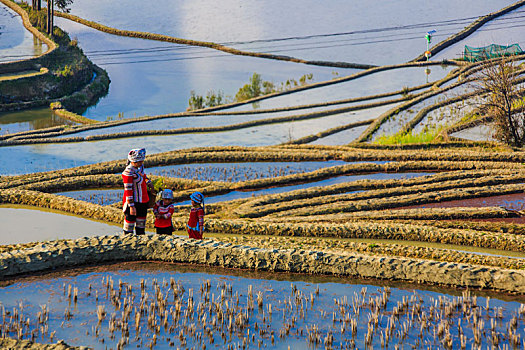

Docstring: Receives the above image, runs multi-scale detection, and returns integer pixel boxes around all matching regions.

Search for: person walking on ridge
[122,148,151,235]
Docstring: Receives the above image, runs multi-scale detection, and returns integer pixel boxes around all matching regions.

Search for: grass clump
[374,127,442,145]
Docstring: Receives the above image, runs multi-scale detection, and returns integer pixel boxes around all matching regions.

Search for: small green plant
[187,72,314,110]
[56,65,74,78]
[188,90,205,110]
[374,126,443,145]
[151,178,165,192]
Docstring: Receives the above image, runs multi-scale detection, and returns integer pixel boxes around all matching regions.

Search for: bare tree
[476,58,525,147]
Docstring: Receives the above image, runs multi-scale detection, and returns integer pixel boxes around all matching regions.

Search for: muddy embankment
[2,234,525,295]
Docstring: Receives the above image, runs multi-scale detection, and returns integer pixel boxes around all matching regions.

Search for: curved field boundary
[0,98,406,147]
[2,234,525,294]
[0,187,520,253]
[269,207,514,223]
[399,72,525,136]
[353,70,471,142]
[235,169,525,218]
[444,115,492,137]
[222,234,525,271]
[56,12,375,70]
[407,219,525,236]
[0,62,456,142]
[287,118,375,145]
[0,67,48,81]
[7,160,482,193]
[272,182,525,219]
[237,168,520,209]
[3,145,525,188]
[0,85,423,142]
[0,0,56,71]
[354,55,525,143]
[412,0,525,62]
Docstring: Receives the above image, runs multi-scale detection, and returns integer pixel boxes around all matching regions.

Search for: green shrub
[374,127,443,145]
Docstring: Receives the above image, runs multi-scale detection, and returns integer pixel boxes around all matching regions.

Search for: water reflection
[0,206,123,244]
[62,0,513,65]
[55,17,351,120]
[0,262,523,349]
[0,108,76,135]
[0,105,392,175]
[0,3,47,62]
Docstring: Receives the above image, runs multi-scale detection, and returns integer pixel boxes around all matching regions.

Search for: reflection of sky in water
[173,172,433,205]
[371,84,475,140]
[413,97,479,134]
[433,8,525,61]
[55,17,351,120]
[0,4,46,62]
[1,264,523,349]
[227,66,455,112]
[452,123,496,141]
[57,101,396,138]
[0,207,124,244]
[148,160,351,181]
[310,125,370,146]
[0,106,393,175]
[61,0,513,65]
[55,189,122,206]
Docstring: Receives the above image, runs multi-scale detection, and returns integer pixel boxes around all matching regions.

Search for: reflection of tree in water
[33,113,76,129]
[0,110,75,134]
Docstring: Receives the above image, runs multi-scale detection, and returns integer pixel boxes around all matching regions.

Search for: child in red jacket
[153,189,175,235]
[187,191,205,239]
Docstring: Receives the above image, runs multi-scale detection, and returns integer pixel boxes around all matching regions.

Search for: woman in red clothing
[122,148,151,235]
[187,191,205,239]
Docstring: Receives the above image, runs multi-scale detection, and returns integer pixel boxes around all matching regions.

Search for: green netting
[464,43,523,62]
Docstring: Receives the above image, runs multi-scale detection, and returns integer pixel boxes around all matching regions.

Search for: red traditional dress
[187,207,204,239]
[153,201,175,228]
[122,164,149,209]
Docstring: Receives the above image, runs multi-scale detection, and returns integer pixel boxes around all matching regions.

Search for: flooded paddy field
[433,7,525,61]
[225,65,455,113]
[0,3,46,62]
[0,106,394,175]
[0,205,123,244]
[401,192,525,211]
[59,0,514,64]
[172,172,435,206]
[1,261,525,349]
[55,17,352,121]
[0,108,75,135]
[55,171,430,206]
[451,123,496,142]
[4,0,525,347]
[148,160,352,181]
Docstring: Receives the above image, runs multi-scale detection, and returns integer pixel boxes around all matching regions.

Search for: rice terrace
[2,0,525,348]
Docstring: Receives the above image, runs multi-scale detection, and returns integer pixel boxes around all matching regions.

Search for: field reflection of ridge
[0,261,524,349]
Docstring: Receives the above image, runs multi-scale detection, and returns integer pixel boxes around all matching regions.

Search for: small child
[153,189,175,235]
[187,191,205,239]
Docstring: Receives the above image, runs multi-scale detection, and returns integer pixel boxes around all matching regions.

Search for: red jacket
[122,164,149,207]
[153,201,175,228]
[187,207,204,239]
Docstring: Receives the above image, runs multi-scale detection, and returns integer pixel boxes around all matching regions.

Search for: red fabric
[122,164,149,206]
[153,201,175,228]
[187,207,204,239]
